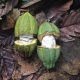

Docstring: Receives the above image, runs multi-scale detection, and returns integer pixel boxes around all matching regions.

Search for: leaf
[1,9,20,30]
[60,11,80,42]
[0,29,14,47]
[0,47,17,79]
[46,0,73,21]
[0,0,18,17]
[21,0,41,8]
[69,0,80,11]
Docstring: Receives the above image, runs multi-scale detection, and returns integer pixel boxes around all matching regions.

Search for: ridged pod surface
[37,46,60,69]
[15,12,38,37]
[38,22,60,42]
[15,39,37,57]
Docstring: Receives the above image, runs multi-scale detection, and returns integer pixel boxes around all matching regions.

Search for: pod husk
[15,12,38,37]
[15,39,37,57]
[37,46,60,69]
[38,22,60,42]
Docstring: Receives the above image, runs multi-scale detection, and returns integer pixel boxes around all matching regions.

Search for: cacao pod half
[14,12,38,57]
[37,22,60,69]
[38,22,60,42]
[15,12,38,37]
[37,46,60,69]
[15,39,37,57]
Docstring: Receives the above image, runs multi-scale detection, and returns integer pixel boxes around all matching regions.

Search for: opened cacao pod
[14,12,38,57]
[37,22,60,69]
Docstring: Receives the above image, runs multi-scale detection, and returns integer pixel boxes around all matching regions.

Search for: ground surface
[0,0,80,80]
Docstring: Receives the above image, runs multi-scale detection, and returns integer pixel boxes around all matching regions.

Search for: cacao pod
[37,22,60,69]
[15,12,38,37]
[38,22,60,42]
[15,39,37,57]
[14,12,38,57]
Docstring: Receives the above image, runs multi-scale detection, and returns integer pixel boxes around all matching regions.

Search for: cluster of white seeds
[42,35,56,48]
[19,35,33,43]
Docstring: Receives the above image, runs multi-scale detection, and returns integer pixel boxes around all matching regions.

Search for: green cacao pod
[38,22,60,42]
[37,46,60,69]
[14,12,38,57]
[37,22,60,69]
[15,12,38,37]
[15,39,37,57]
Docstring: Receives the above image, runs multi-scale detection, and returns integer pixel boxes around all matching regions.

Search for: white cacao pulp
[19,35,34,44]
[42,35,56,48]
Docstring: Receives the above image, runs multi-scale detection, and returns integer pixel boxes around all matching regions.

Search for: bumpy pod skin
[37,46,60,69]
[15,39,37,57]
[15,12,38,37]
